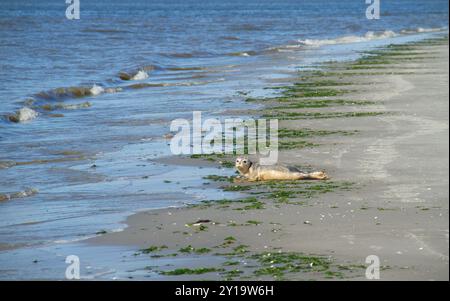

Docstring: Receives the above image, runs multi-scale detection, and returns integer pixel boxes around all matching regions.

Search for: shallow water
[0,0,448,279]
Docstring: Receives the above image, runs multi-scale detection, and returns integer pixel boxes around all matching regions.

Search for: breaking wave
[7,107,38,123]
[225,27,446,57]
[297,27,446,47]
[126,79,224,89]
[90,84,104,96]
[119,70,150,81]
[400,27,446,34]
[227,50,258,57]
[7,85,121,123]
[35,85,122,100]
[0,188,38,202]
[298,30,398,47]
[38,101,92,111]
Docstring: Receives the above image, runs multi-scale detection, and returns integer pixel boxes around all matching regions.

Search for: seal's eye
[243,160,247,164]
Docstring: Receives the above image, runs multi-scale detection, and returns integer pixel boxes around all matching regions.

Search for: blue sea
[0,0,448,279]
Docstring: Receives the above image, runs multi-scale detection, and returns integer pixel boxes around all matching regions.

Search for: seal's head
[235,157,251,174]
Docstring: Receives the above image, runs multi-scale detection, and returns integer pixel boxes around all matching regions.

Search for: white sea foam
[228,51,257,57]
[298,30,397,47]
[131,70,149,80]
[53,226,126,245]
[104,87,122,93]
[110,228,125,233]
[400,27,445,34]
[297,27,446,47]
[54,235,96,244]
[8,107,39,123]
[89,84,105,96]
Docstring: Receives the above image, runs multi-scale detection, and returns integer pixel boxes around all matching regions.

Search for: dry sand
[89,40,449,280]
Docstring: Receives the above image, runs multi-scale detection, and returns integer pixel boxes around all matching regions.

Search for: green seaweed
[222,185,252,191]
[246,220,262,225]
[263,111,387,120]
[141,245,168,253]
[278,128,358,138]
[279,140,318,150]
[223,261,240,266]
[272,99,375,109]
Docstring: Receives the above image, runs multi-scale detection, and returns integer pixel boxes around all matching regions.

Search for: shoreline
[88,35,448,280]
[78,35,449,280]
[88,34,448,280]
[0,0,448,281]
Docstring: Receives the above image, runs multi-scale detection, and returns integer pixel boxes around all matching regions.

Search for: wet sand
[89,38,449,280]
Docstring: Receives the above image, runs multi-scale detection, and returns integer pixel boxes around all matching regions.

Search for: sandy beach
[2,0,450,285]
[89,36,449,280]
[86,36,449,280]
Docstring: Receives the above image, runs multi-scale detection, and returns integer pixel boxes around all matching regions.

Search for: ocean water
[0,0,448,279]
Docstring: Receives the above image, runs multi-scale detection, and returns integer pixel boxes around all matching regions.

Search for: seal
[235,157,328,181]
